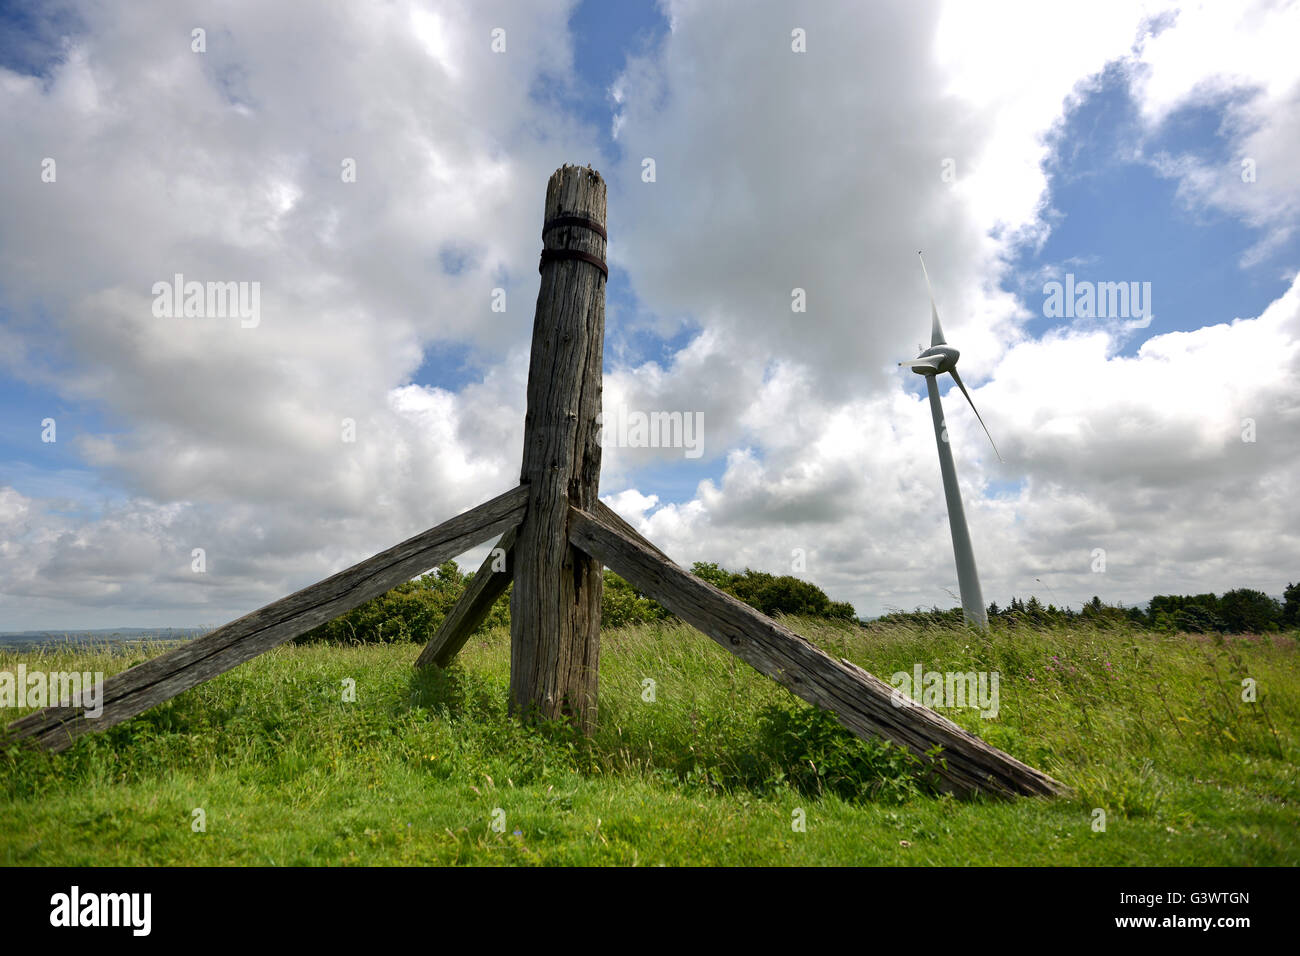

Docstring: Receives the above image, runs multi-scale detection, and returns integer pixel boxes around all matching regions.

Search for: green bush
[601,571,672,629]
[689,562,856,621]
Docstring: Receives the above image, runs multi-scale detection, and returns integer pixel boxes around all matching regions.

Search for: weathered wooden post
[509,165,607,732]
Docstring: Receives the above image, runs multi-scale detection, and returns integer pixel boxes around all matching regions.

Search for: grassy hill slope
[2,618,1296,865]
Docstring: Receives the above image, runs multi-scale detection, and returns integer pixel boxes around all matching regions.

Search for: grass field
[2,618,1296,866]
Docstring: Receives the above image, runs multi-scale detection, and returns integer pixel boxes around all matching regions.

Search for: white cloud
[0,0,590,628]
[607,272,1300,613]
[2,0,1298,632]
[598,0,1300,614]
[1126,2,1300,262]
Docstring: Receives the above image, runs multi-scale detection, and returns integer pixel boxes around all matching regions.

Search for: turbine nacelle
[900,252,1002,462]
[901,344,959,376]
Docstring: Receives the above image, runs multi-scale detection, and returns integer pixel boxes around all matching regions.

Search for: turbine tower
[899,253,1001,629]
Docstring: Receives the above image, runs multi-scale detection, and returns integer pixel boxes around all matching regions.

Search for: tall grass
[2,619,1296,865]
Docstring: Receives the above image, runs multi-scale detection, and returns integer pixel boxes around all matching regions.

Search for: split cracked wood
[509,164,607,733]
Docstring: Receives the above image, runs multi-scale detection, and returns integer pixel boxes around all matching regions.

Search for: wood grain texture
[509,165,607,732]
[4,485,529,752]
[567,504,1069,799]
[415,523,518,670]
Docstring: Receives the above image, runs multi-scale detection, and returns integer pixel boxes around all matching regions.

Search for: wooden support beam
[415,524,517,670]
[4,486,529,752]
[510,165,607,733]
[567,504,1069,799]
[592,500,672,563]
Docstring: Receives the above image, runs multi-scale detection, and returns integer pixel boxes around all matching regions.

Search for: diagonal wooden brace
[4,485,529,752]
[588,500,673,563]
[565,503,1069,799]
[415,523,518,670]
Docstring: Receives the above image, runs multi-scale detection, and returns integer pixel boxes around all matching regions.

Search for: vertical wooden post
[510,165,607,732]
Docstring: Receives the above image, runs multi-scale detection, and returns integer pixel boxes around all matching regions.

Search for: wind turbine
[899,252,1001,630]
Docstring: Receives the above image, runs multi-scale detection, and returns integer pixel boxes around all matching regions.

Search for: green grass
[2,618,1297,865]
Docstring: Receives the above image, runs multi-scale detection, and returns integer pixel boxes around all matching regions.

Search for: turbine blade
[918,251,946,347]
[948,368,1003,462]
[899,357,942,372]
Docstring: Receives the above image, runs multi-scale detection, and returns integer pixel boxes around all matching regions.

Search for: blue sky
[409,0,673,379]
[1015,64,1296,349]
[0,0,80,79]
[403,0,728,499]
[1,0,1298,629]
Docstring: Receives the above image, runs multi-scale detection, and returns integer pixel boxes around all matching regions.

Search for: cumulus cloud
[0,0,592,627]
[1126,2,1300,264]
[599,0,1300,614]
[2,0,1298,630]
[607,273,1300,613]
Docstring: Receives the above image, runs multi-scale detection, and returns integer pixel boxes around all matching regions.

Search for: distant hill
[0,628,205,651]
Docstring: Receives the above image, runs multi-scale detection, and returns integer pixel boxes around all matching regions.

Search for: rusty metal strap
[538,248,608,279]
[542,215,607,241]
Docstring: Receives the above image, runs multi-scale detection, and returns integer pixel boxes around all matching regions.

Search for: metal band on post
[539,214,609,278]
[542,215,608,241]
[538,248,608,278]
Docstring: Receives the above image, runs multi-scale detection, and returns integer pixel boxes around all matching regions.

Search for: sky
[0,0,1297,631]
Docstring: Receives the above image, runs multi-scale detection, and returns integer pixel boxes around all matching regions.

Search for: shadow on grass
[408,661,510,722]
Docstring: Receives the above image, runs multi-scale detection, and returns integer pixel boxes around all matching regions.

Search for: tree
[690,561,732,590]
[1078,595,1130,627]
[1170,604,1223,634]
[1282,581,1300,628]
[689,562,854,621]
[1217,588,1282,634]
